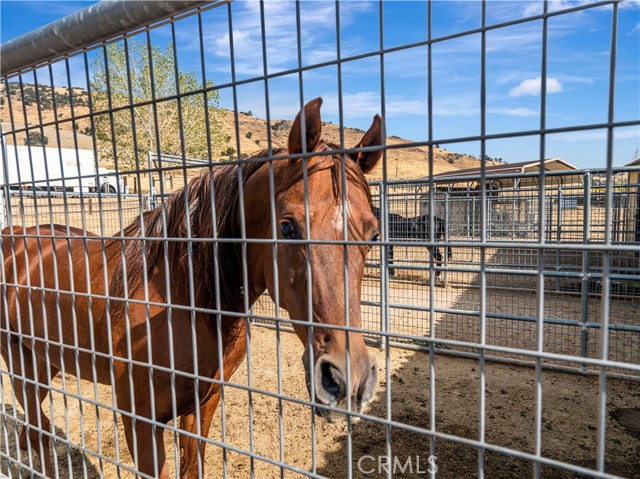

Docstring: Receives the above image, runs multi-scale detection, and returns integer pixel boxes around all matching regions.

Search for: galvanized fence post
[443,191,449,287]
[580,172,592,371]
[0,131,6,231]
[547,191,554,243]
[379,185,388,348]
[555,186,563,291]
[147,151,156,210]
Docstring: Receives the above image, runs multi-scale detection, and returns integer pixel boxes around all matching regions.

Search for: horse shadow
[317,247,545,478]
[314,348,501,479]
[317,245,640,478]
[0,403,100,478]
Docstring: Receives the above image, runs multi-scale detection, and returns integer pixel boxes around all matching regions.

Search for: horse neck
[204,160,281,313]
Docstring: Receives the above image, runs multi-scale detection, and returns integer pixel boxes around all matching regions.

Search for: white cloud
[555,74,594,85]
[322,92,428,119]
[524,0,639,17]
[486,28,542,53]
[523,0,595,17]
[205,0,375,76]
[432,94,480,117]
[232,90,426,122]
[508,77,563,97]
[488,107,539,117]
[620,0,640,10]
[554,128,640,142]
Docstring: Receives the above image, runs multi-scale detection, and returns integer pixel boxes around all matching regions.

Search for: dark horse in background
[372,206,451,279]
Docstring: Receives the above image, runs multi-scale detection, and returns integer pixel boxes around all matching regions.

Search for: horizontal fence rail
[0,1,639,479]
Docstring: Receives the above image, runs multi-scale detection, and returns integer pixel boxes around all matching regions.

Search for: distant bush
[272,120,290,131]
[72,91,88,106]
[54,92,70,107]
[23,87,36,106]
[24,131,48,146]
[482,154,505,163]
[245,131,253,139]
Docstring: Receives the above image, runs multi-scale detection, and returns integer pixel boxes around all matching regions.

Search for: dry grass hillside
[224,111,496,180]
[1,83,93,151]
[2,83,498,181]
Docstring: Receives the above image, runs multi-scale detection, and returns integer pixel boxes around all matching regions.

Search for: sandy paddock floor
[1,243,639,478]
[2,324,640,479]
[255,277,640,375]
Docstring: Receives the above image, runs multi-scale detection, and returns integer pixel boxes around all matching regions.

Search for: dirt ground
[254,275,640,376]
[1,237,638,478]
[2,324,639,479]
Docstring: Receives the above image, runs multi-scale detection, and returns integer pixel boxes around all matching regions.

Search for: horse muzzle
[303,351,378,423]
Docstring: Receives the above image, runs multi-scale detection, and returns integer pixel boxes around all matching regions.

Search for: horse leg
[179,324,247,478]
[433,246,443,279]
[17,363,59,453]
[387,245,395,278]
[117,386,169,479]
[120,411,169,479]
[2,337,58,477]
[178,390,221,479]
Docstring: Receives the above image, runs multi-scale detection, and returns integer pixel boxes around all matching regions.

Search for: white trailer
[0,144,124,193]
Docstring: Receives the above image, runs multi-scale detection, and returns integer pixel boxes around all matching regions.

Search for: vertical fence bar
[580,172,592,371]
[147,152,155,209]
[426,1,438,472]
[478,2,488,476]
[597,2,619,472]
[555,186,563,291]
[443,191,449,287]
[534,2,550,477]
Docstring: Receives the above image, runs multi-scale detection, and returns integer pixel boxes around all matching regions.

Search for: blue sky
[2,0,639,168]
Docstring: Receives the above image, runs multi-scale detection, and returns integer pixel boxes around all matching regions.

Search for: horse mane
[109,142,371,312]
[110,148,283,312]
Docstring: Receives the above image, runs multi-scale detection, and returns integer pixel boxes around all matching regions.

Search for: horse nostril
[320,361,344,399]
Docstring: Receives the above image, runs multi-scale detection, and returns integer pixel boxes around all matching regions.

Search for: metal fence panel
[0,1,639,479]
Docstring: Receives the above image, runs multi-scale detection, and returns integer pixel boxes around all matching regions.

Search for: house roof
[430,158,578,180]
[625,157,640,167]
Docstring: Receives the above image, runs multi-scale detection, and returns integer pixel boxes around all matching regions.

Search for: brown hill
[224,112,495,180]
[2,83,497,180]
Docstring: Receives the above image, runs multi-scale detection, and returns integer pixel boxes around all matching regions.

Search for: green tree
[90,41,226,170]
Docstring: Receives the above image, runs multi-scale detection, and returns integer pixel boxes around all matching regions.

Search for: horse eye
[281,220,297,239]
[371,232,379,242]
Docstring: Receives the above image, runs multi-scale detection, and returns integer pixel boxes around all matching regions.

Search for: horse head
[244,98,382,422]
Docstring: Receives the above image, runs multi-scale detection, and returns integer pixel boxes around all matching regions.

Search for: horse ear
[288,97,323,156]
[350,114,383,174]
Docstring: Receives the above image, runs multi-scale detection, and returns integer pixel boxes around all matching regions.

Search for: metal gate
[1,1,639,479]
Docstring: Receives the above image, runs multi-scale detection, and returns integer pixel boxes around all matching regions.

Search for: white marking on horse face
[332,202,347,232]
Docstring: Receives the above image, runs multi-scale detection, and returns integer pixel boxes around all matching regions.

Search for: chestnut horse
[0,98,382,478]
